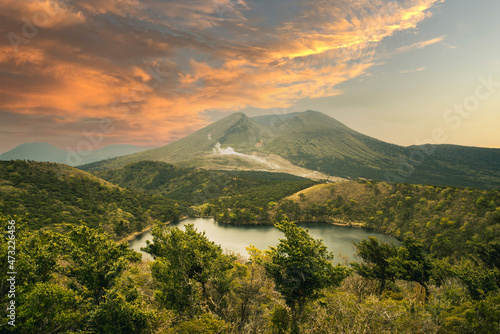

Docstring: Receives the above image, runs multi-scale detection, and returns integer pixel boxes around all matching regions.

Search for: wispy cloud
[0,0,443,147]
[399,67,426,74]
[395,35,447,54]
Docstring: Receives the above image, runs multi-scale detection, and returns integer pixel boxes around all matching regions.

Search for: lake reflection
[129,218,399,263]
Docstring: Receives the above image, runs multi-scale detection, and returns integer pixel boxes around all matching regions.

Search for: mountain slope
[258,110,406,178]
[78,111,500,189]
[277,180,500,258]
[0,142,154,166]
[0,160,185,239]
[255,111,500,188]
[93,113,267,167]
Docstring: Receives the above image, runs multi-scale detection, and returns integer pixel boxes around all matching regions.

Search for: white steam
[211,142,279,168]
[212,142,244,155]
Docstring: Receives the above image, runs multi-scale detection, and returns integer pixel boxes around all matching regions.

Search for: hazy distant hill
[79,111,500,189]
[0,142,155,166]
[0,142,68,164]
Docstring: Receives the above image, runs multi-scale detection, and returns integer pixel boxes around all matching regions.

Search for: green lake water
[129,217,399,263]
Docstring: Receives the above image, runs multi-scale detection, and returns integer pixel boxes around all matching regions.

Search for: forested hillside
[1,161,499,333]
[94,161,318,206]
[241,180,500,259]
[0,161,186,239]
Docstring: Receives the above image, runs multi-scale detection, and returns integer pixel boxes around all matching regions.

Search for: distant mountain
[0,142,68,163]
[79,111,500,189]
[0,142,155,166]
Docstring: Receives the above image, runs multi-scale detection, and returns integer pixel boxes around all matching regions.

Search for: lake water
[129,218,399,263]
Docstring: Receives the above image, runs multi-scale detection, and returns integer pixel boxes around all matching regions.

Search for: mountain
[255,110,406,177]
[82,113,268,166]
[79,111,500,189]
[0,142,68,163]
[0,142,155,166]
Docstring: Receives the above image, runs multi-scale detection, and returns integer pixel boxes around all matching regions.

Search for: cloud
[0,0,443,148]
[399,67,426,74]
[395,35,446,54]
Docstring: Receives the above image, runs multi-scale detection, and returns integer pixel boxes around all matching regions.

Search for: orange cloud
[0,0,443,148]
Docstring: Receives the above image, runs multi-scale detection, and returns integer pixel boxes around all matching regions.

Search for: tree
[145,223,235,318]
[174,313,228,333]
[226,246,281,332]
[351,237,398,295]
[89,282,155,334]
[264,219,349,333]
[475,241,500,270]
[17,282,86,334]
[394,237,433,299]
[59,223,134,303]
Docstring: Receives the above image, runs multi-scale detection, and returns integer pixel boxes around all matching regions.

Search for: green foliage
[305,288,438,333]
[264,219,350,332]
[210,179,316,225]
[89,283,154,334]
[2,210,500,332]
[277,181,500,262]
[270,305,290,334]
[452,259,499,300]
[146,224,236,318]
[0,160,186,239]
[394,237,433,297]
[225,259,280,333]
[58,223,134,302]
[475,241,500,270]
[17,282,87,333]
[0,213,159,333]
[351,237,398,295]
[429,280,500,334]
[173,313,228,334]
[94,160,317,224]
[3,155,500,332]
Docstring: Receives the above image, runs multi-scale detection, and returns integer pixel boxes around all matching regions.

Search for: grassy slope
[259,111,500,188]
[259,111,404,178]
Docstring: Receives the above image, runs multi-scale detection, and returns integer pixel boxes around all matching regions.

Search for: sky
[0,0,499,153]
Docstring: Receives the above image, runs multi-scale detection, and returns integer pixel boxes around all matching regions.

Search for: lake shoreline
[328,220,364,228]
[122,216,367,244]
[119,216,190,244]
[128,217,399,263]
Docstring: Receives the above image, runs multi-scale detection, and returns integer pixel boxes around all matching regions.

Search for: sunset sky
[0,0,499,153]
